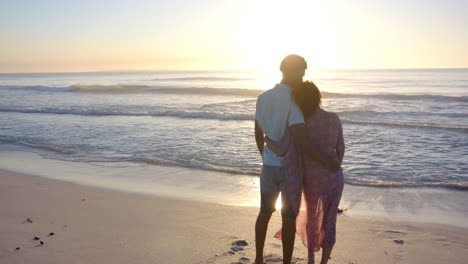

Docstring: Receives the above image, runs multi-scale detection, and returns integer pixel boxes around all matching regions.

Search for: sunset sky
[0,0,467,73]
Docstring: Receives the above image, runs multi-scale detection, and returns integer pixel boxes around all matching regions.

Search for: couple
[254,54,345,264]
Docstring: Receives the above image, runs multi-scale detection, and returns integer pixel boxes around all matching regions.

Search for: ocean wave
[201,99,257,108]
[0,85,74,92]
[15,85,264,96]
[152,77,250,81]
[2,138,466,191]
[337,110,468,118]
[73,86,468,101]
[340,119,467,132]
[199,163,259,176]
[90,158,468,191]
[70,85,264,96]
[123,157,176,166]
[345,178,468,191]
[2,84,467,101]
[149,87,264,96]
[0,136,69,153]
[78,156,468,191]
[322,92,468,102]
[149,110,252,120]
[2,107,467,130]
[117,157,260,176]
[71,84,150,92]
[0,107,254,120]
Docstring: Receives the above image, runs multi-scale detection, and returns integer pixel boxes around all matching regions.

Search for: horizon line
[1,67,467,74]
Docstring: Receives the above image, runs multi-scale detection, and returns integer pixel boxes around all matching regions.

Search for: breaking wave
[339,119,467,132]
[0,136,69,153]
[0,107,254,120]
[1,107,466,131]
[2,85,467,102]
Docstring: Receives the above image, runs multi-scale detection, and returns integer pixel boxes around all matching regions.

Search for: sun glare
[276,193,282,211]
[235,0,341,70]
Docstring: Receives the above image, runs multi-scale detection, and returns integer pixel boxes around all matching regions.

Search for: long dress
[274,109,345,252]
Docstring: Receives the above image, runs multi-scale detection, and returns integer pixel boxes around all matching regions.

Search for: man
[254,54,337,264]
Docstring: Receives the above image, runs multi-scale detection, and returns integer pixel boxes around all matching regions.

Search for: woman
[266,81,345,264]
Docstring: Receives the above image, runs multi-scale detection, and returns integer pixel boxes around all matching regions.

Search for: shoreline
[1,169,467,264]
[1,145,467,229]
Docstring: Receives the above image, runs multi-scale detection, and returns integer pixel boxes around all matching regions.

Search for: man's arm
[255,120,265,155]
[289,123,340,170]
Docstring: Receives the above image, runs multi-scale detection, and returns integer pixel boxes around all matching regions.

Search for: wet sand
[1,170,467,264]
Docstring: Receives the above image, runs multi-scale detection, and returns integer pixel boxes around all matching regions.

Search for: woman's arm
[264,137,286,157]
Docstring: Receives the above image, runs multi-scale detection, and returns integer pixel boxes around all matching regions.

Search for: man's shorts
[260,165,295,218]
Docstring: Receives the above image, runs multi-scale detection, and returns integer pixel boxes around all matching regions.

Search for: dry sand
[1,170,467,264]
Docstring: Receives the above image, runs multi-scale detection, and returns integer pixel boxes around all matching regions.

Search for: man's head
[280,54,307,86]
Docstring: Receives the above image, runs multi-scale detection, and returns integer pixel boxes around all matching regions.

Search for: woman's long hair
[292,81,322,117]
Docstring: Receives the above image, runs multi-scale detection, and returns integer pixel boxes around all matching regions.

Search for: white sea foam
[2,84,467,102]
[1,106,466,132]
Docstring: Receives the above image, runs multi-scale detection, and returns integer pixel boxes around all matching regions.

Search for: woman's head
[292,81,322,117]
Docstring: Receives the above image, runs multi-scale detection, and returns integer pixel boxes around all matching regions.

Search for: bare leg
[320,246,333,264]
[308,247,315,264]
[255,211,272,264]
[281,214,296,264]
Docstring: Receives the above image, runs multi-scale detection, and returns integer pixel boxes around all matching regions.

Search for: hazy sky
[1,0,467,72]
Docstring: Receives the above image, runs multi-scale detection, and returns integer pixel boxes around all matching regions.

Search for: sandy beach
[0,169,467,264]
[1,0,467,263]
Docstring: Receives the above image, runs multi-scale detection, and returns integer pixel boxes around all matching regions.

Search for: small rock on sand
[394,239,404,244]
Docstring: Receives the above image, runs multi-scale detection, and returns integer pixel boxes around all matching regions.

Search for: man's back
[255,83,304,166]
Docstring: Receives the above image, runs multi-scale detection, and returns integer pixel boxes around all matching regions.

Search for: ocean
[0,69,467,226]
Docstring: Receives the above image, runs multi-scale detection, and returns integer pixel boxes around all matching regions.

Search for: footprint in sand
[201,239,308,264]
[239,257,250,262]
[230,240,249,253]
[199,239,251,264]
[264,253,306,263]
[232,240,249,247]
[269,243,281,249]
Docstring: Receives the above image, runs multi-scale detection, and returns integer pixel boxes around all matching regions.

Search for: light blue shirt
[255,83,304,166]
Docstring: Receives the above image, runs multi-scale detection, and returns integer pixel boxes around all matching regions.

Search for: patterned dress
[274,109,345,252]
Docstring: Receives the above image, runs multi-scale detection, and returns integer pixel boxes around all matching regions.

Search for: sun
[234,0,340,70]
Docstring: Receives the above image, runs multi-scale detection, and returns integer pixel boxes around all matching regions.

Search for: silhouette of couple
[254,55,345,264]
